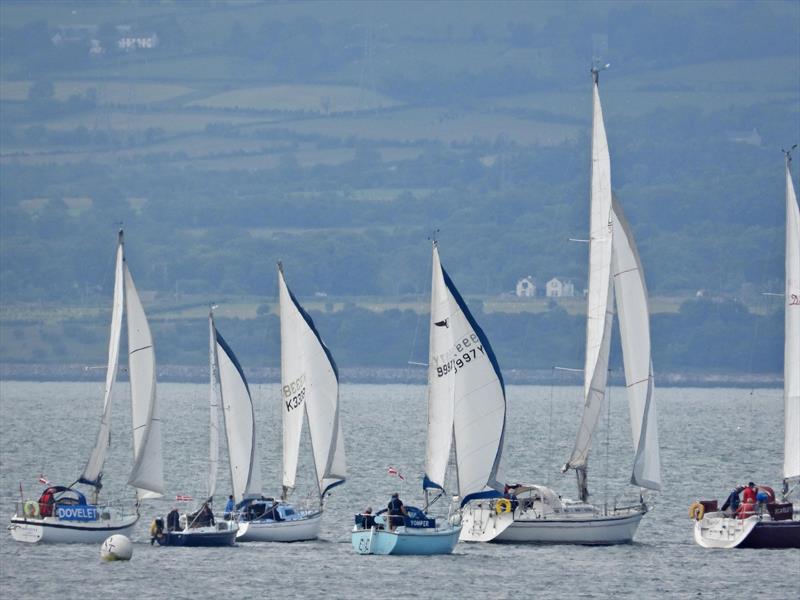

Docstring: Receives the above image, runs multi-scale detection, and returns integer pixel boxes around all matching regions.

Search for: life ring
[688,501,704,520]
[23,500,40,518]
[495,498,512,514]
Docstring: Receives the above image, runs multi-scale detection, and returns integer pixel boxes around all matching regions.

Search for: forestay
[423,245,456,492]
[611,197,661,491]
[784,156,800,483]
[278,264,345,499]
[125,263,164,499]
[426,244,506,504]
[566,73,614,475]
[214,319,261,503]
[79,231,125,488]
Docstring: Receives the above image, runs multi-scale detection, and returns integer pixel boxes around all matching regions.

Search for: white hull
[461,490,646,545]
[9,514,138,544]
[236,511,321,542]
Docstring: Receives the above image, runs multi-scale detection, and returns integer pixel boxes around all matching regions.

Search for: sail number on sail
[283,374,307,412]
[433,333,486,378]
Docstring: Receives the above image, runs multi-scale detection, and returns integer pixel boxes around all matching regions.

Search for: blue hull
[351,525,461,555]
[739,520,800,549]
[156,529,237,547]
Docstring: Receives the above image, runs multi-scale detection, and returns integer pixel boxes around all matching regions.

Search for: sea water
[0,381,797,599]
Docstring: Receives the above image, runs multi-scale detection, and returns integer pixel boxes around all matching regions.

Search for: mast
[78,230,125,495]
[207,307,221,501]
[783,146,800,496]
[563,66,614,502]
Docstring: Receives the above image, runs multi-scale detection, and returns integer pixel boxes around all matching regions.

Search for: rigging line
[545,367,556,486]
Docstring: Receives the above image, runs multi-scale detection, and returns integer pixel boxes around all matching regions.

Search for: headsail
[214,317,261,504]
[278,264,345,500]
[428,244,506,506]
[79,231,125,489]
[784,152,800,485]
[611,196,661,491]
[423,244,456,492]
[564,70,615,499]
[208,310,221,500]
[125,263,164,500]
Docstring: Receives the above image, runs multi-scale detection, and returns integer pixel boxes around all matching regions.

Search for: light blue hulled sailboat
[351,241,507,555]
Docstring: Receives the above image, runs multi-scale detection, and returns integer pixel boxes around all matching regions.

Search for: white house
[546,277,575,298]
[515,276,537,298]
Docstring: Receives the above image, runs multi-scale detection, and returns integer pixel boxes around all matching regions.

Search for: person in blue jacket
[387,492,407,531]
[224,495,235,520]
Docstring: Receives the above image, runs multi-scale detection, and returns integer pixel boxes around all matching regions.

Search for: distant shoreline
[0,363,782,388]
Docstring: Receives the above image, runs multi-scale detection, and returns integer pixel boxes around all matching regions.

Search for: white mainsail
[784,154,800,484]
[125,263,164,500]
[427,244,506,503]
[208,311,221,500]
[214,318,261,504]
[278,264,346,499]
[611,196,661,491]
[79,231,125,488]
[565,71,614,485]
[424,244,456,492]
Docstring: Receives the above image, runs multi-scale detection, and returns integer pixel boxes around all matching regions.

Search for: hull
[8,514,138,544]
[351,525,462,555]
[461,496,645,545]
[694,513,800,549]
[156,524,238,547]
[236,512,321,542]
[493,512,643,545]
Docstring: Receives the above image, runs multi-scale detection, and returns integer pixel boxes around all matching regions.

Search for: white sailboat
[152,309,238,547]
[9,230,164,544]
[352,241,506,555]
[460,68,661,545]
[692,150,800,549]
[227,263,345,542]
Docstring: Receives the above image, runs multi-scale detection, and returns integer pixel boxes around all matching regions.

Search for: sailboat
[351,241,506,555]
[9,230,164,544]
[152,309,239,547]
[224,263,345,542]
[460,67,661,545]
[692,150,800,549]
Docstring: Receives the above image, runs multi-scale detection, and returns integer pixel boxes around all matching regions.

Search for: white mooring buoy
[100,534,133,561]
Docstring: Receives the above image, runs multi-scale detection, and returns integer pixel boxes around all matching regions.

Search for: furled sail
[278,264,345,499]
[125,263,164,499]
[427,244,506,505]
[565,71,614,486]
[214,318,261,504]
[79,231,125,488]
[611,196,661,491]
[208,310,221,500]
[423,244,456,492]
[784,154,800,484]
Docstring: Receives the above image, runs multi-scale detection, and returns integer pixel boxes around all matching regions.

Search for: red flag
[387,466,405,481]
[38,474,51,486]
[175,495,193,502]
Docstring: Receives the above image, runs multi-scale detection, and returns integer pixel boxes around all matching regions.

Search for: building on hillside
[546,277,575,298]
[515,276,537,298]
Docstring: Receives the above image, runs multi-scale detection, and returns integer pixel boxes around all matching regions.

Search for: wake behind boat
[691,150,800,550]
[461,67,661,545]
[9,230,164,544]
[352,241,506,555]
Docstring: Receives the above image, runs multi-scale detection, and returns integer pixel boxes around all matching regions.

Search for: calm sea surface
[0,381,797,599]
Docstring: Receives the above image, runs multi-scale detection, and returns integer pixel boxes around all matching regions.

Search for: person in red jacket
[742,482,758,504]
